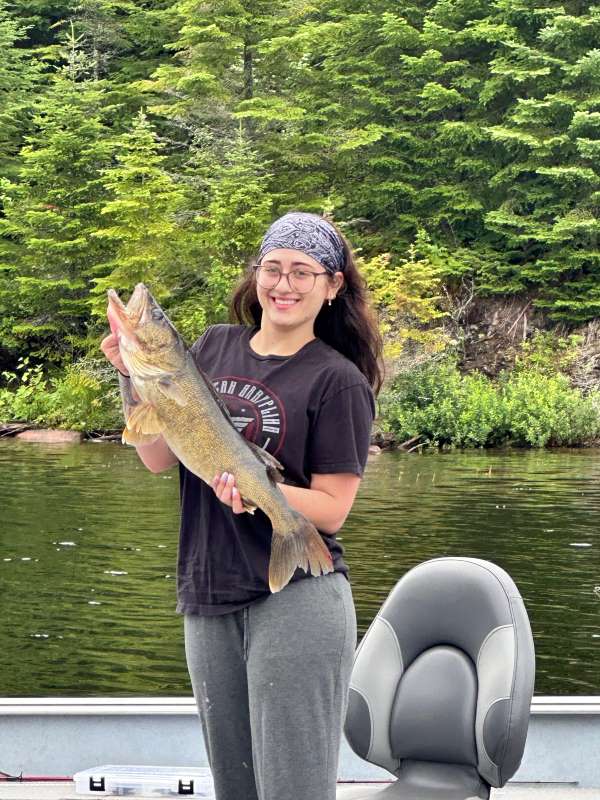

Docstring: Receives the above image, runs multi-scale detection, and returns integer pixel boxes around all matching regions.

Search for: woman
[101,211,383,800]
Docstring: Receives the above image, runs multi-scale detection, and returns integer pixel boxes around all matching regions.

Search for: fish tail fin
[269,510,334,593]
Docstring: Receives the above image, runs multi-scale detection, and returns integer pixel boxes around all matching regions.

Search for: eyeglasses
[252,264,329,294]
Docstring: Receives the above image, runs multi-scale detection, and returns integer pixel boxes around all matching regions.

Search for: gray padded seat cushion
[345,557,535,795]
[390,646,478,764]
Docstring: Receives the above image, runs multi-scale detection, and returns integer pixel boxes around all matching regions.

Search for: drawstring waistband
[243,606,250,662]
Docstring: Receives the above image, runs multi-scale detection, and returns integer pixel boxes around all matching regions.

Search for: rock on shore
[15,429,83,443]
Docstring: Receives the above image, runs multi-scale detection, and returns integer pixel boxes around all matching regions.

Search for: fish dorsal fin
[246,440,284,484]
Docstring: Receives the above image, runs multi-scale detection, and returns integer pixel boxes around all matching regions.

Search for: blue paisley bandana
[257,212,346,274]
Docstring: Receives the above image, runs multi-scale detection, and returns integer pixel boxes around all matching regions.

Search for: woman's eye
[294,271,311,279]
[264,267,279,275]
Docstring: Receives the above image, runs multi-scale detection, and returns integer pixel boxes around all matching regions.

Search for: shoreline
[2,423,599,450]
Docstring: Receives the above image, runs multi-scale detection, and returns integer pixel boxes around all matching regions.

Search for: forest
[0,0,599,447]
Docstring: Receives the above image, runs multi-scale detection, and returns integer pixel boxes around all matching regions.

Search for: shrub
[381,356,600,448]
[0,358,50,423]
[501,369,600,447]
[0,357,121,431]
[382,358,506,448]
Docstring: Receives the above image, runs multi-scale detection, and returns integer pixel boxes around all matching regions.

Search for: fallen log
[397,434,423,451]
[0,423,30,438]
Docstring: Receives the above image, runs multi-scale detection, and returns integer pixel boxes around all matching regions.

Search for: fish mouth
[107,284,149,338]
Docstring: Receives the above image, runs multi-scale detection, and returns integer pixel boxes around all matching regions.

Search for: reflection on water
[0,439,598,696]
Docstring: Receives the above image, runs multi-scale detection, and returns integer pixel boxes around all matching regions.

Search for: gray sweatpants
[184,571,357,800]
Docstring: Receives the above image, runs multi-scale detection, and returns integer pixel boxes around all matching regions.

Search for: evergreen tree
[168,123,274,337]
[137,0,287,147]
[89,108,192,315]
[0,1,44,181]
[483,2,600,320]
[236,1,494,252]
[0,26,119,362]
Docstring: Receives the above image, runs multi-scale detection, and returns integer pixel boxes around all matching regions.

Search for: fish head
[107,284,185,377]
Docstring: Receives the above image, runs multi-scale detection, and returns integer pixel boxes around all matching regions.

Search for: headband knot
[257,212,346,274]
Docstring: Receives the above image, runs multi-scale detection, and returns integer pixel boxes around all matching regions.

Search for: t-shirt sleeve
[189,326,214,366]
[308,381,376,477]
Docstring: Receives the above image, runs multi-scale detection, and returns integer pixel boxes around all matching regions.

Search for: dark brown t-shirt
[176,323,375,615]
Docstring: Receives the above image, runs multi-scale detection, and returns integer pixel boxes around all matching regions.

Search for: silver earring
[328,298,332,306]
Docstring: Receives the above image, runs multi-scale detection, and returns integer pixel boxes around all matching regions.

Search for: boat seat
[343,557,535,799]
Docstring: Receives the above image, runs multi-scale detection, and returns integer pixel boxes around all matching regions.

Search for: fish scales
[140,357,281,519]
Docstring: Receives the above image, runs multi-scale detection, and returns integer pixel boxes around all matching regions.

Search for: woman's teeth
[271,297,299,307]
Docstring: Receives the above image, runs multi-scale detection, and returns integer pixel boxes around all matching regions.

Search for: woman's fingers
[100,332,129,376]
[211,472,245,513]
[215,472,234,504]
[231,485,244,514]
[100,334,119,361]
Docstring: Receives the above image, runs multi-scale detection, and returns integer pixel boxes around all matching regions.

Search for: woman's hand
[100,305,129,376]
[100,331,129,376]
[211,471,246,514]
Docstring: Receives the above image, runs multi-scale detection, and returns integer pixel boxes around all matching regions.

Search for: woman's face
[255,248,343,333]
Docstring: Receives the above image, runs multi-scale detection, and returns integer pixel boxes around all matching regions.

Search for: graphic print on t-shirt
[212,376,287,456]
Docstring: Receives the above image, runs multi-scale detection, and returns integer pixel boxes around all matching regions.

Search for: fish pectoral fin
[246,440,284,484]
[122,428,161,446]
[126,402,163,435]
[156,378,188,407]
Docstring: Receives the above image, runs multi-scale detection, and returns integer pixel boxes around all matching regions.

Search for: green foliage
[382,359,509,448]
[361,232,449,358]
[501,369,598,448]
[89,108,193,316]
[0,0,44,181]
[0,356,121,430]
[190,124,274,324]
[0,357,50,423]
[0,25,120,363]
[382,356,600,449]
[514,330,583,375]
[1,0,600,436]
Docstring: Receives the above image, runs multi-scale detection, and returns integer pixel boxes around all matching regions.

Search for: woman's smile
[270,294,301,310]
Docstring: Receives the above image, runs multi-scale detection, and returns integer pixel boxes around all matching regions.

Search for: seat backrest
[344,557,535,788]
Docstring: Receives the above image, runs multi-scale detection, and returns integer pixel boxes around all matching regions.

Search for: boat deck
[0,782,596,799]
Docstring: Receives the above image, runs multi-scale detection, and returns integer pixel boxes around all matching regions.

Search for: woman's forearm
[135,435,179,473]
[277,483,345,535]
[212,470,360,529]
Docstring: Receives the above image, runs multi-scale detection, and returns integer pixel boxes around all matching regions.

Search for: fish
[106,283,334,593]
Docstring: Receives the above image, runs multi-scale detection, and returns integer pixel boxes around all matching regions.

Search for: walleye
[107,283,334,593]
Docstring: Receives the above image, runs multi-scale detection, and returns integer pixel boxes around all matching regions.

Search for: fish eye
[151,307,163,320]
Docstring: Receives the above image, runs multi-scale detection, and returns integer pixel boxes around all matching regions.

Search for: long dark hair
[230,219,384,396]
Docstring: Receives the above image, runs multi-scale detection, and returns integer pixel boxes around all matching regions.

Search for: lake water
[0,439,598,696]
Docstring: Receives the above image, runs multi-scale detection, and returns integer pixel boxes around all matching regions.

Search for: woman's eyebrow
[263,259,315,268]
